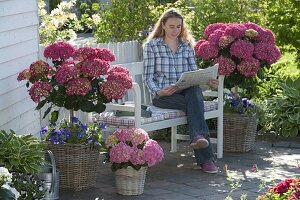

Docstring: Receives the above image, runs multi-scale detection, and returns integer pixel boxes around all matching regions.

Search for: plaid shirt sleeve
[143,42,160,96]
[188,46,198,71]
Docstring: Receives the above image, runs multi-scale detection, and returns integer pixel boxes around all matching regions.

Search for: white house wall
[0,0,40,137]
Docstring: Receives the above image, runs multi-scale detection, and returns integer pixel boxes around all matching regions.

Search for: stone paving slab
[60,139,300,200]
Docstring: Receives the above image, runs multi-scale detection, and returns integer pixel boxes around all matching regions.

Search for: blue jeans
[152,86,214,165]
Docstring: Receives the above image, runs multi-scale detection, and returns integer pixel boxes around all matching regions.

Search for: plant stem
[69,109,74,122]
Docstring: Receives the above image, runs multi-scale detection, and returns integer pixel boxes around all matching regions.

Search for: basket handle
[45,150,57,194]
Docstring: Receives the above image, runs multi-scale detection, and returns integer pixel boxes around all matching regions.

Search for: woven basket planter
[47,143,100,191]
[224,113,258,152]
[115,166,147,195]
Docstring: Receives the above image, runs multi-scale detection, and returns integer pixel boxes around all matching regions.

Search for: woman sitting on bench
[143,8,219,173]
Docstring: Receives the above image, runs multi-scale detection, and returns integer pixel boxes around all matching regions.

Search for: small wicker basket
[115,166,147,195]
[47,143,100,191]
[223,113,257,152]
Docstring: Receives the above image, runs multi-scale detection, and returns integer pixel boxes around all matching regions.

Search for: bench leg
[171,126,177,152]
[217,115,223,159]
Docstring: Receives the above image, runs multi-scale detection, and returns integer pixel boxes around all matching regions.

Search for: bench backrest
[117,61,224,105]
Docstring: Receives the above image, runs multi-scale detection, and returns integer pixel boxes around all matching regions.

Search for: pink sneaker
[190,135,209,149]
[201,160,218,174]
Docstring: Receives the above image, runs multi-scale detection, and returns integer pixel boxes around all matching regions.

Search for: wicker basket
[47,143,100,191]
[115,166,147,195]
[224,113,257,152]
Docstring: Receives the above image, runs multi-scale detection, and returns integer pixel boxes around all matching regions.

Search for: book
[174,64,219,90]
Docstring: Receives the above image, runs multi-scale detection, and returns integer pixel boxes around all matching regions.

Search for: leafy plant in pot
[0,130,47,199]
[105,128,164,195]
[17,41,133,118]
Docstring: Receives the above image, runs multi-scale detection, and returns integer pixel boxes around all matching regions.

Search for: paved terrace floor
[61,137,300,200]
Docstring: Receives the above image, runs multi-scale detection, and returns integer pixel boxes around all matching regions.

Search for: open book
[174,64,219,90]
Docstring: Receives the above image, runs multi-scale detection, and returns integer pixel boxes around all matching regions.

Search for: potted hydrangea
[194,22,281,96]
[105,128,164,196]
[17,41,133,118]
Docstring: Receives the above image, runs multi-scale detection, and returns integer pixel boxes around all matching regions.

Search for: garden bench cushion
[93,101,218,126]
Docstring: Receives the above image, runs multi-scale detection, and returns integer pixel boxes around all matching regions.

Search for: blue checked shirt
[143,37,197,96]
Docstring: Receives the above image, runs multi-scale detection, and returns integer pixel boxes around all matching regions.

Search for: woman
[143,8,218,173]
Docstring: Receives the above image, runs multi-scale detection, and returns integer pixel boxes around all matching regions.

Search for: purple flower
[230,40,254,59]
[71,117,79,123]
[197,41,219,60]
[224,24,247,39]
[40,127,48,135]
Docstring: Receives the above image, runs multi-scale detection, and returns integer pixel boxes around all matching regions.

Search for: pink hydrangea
[143,139,164,167]
[114,129,132,142]
[237,57,260,77]
[208,29,225,46]
[99,80,127,99]
[109,142,134,163]
[242,22,264,35]
[95,48,116,62]
[80,59,110,78]
[73,46,98,62]
[194,40,206,56]
[230,40,254,59]
[204,23,227,39]
[130,147,146,166]
[196,41,219,60]
[254,42,281,64]
[66,78,92,96]
[213,56,236,76]
[224,24,247,39]
[17,69,31,81]
[29,60,52,78]
[107,65,130,76]
[55,61,78,84]
[257,29,276,44]
[131,128,149,146]
[44,41,75,61]
[29,81,53,102]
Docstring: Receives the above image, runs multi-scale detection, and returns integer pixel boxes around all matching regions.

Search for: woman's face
[162,17,182,40]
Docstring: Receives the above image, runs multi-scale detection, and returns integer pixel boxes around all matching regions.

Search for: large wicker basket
[224,113,257,152]
[115,166,147,195]
[47,143,100,191]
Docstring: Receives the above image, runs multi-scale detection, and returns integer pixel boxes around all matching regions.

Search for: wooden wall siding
[0,0,40,137]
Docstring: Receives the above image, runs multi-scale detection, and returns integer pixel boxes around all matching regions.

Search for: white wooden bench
[91,61,224,158]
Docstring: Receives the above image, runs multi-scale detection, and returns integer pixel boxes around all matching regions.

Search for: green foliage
[259,77,300,137]
[80,0,155,43]
[190,0,267,39]
[0,130,46,175]
[263,0,300,66]
[39,0,83,45]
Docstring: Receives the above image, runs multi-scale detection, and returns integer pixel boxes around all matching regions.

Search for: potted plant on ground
[223,88,258,152]
[40,116,105,191]
[105,128,164,196]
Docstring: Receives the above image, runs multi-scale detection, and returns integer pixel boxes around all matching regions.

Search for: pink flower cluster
[17,41,133,107]
[257,177,300,200]
[106,128,164,168]
[195,22,281,77]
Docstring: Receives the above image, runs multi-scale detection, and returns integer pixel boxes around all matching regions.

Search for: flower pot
[114,166,147,195]
[47,143,100,191]
[224,113,257,152]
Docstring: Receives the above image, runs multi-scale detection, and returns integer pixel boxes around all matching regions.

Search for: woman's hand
[157,86,177,97]
[207,78,219,89]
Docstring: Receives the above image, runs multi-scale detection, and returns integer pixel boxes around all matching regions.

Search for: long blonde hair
[145,8,195,47]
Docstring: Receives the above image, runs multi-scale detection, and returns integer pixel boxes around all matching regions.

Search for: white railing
[38,40,143,126]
